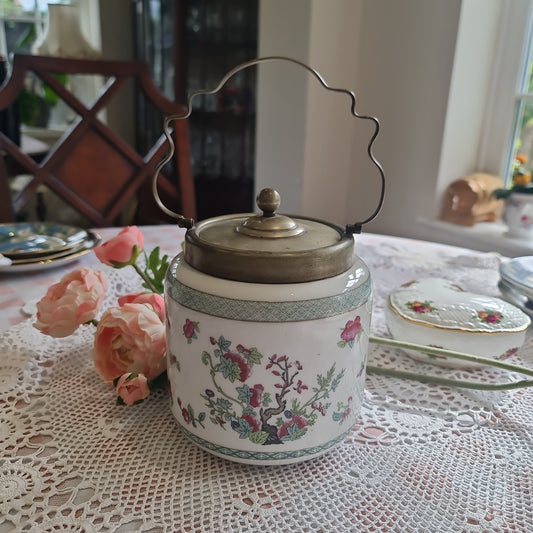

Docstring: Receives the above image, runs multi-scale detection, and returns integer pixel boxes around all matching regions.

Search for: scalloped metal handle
[152,55,385,234]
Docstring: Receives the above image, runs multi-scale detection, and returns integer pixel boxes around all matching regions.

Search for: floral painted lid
[388,278,531,333]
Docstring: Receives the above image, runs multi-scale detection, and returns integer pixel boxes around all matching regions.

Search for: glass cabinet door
[133,0,258,219]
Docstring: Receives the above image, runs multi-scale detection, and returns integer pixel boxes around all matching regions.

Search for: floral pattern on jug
[165,252,373,463]
[337,316,362,348]
[172,330,352,446]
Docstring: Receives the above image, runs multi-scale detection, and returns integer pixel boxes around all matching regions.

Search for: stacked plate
[0,222,101,273]
[499,256,533,317]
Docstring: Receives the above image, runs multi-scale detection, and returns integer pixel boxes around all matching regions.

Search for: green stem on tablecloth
[368,336,533,390]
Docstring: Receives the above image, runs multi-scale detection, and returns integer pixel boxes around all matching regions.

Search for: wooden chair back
[0,54,195,226]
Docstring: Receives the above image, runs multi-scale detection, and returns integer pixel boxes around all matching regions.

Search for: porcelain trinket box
[385,278,531,367]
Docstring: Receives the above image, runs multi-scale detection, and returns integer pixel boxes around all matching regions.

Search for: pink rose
[118,292,165,321]
[341,316,361,343]
[115,372,150,405]
[93,302,166,383]
[93,226,144,267]
[34,268,107,337]
[183,318,196,338]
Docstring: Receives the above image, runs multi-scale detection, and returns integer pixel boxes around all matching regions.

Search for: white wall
[256,0,515,242]
[349,0,461,236]
[256,0,362,221]
[256,0,311,214]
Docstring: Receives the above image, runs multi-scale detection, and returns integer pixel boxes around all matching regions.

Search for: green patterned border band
[178,423,352,462]
[166,276,371,322]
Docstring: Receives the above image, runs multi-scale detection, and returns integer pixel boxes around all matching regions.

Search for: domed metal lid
[184,188,355,283]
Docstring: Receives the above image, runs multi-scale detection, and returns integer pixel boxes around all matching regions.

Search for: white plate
[499,256,533,300]
[0,231,101,273]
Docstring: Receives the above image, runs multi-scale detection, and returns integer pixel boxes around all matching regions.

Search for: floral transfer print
[183,319,199,343]
[190,335,347,445]
[332,396,353,423]
[338,316,362,349]
[498,347,518,360]
[177,397,205,428]
[476,309,502,324]
[406,300,434,313]
[520,214,533,230]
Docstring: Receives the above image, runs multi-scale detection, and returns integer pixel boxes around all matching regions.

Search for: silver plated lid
[184,188,354,283]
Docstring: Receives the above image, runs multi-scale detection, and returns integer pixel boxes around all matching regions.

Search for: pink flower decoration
[241,414,260,432]
[115,373,150,405]
[93,302,166,383]
[222,352,250,382]
[118,292,165,321]
[407,301,434,313]
[341,316,361,343]
[93,226,144,267]
[183,319,196,339]
[249,384,264,407]
[477,310,502,324]
[278,415,308,438]
[34,267,107,338]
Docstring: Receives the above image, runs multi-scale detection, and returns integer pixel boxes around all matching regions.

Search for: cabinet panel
[133,0,258,220]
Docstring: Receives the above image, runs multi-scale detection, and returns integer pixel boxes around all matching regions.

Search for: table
[1,226,532,532]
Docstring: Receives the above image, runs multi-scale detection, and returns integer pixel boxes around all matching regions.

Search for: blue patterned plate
[0,223,88,258]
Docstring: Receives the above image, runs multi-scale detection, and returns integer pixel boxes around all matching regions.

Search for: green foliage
[18,73,69,126]
[493,184,533,199]
[142,246,169,294]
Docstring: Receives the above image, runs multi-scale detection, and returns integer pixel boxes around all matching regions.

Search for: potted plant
[493,153,533,238]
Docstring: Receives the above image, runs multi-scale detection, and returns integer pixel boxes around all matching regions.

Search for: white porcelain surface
[386,278,530,367]
[503,193,533,239]
[165,253,372,464]
[173,251,369,301]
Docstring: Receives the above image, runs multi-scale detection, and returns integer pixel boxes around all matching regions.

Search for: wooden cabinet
[133,0,258,220]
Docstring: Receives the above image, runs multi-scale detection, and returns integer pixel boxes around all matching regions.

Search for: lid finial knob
[257,188,280,217]
[236,187,304,238]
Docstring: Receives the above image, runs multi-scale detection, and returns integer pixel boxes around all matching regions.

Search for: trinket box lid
[388,278,530,333]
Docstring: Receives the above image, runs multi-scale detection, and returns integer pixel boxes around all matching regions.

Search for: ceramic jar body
[503,193,533,239]
[165,253,372,465]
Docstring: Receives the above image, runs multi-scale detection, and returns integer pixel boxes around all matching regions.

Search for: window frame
[477,0,533,184]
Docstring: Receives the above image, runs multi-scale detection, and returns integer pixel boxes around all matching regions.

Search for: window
[0,1,70,59]
[506,5,533,185]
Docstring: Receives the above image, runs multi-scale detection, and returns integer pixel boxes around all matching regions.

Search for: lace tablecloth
[2,228,533,532]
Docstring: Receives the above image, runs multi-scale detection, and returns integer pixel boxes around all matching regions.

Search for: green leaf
[218,336,231,352]
[141,246,170,294]
[201,351,211,365]
[245,347,262,366]
[249,431,269,444]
